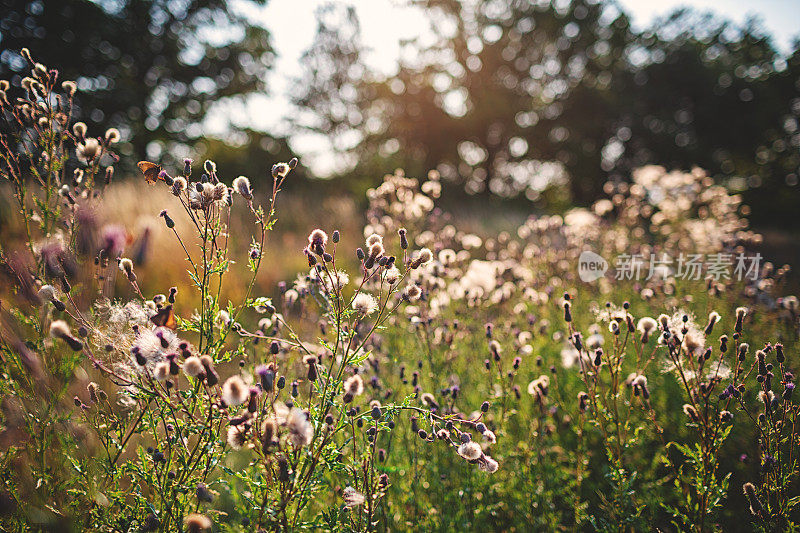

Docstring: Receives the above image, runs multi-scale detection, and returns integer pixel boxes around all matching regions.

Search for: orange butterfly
[137,161,163,185]
[150,304,177,330]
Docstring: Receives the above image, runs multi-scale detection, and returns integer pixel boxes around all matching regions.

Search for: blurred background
[1,0,799,266]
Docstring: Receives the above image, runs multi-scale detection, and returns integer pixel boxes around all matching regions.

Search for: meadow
[0,51,799,533]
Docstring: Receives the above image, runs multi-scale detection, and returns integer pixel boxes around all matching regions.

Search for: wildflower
[704,311,720,335]
[366,242,384,264]
[76,138,100,162]
[681,330,705,357]
[343,486,365,508]
[99,224,127,258]
[172,176,187,196]
[366,234,383,247]
[200,182,215,203]
[256,364,276,392]
[61,80,77,96]
[527,375,550,398]
[489,340,502,359]
[87,382,103,403]
[50,320,83,351]
[153,362,170,382]
[38,284,65,311]
[261,417,279,450]
[637,317,657,343]
[118,258,136,282]
[398,228,408,249]
[735,306,747,333]
[232,176,252,200]
[323,270,349,292]
[216,310,231,327]
[222,376,249,406]
[159,210,175,229]
[682,404,699,422]
[478,455,499,473]
[420,392,439,409]
[195,484,215,503]
[104,128,120,143]
[20,76,35,92]
[199,356,219,386]
[226,426,247,450]
[776,343,785,363]
[72,122,87,138]
[272,160,292,178]
[742,483,763,517]
[384,266,401,285]
[212,183,226,201]
[411,247,433,268]
[344,374,365,397]
[457,441,482,460]
[404,284,421,301]
[303,354,318,381]
[578,391,590,412]
[184,513,212,533]
[183,356,204,378]
[33,63,47,79]
[631,374,650,399]
[738,343,749,362]
[783,382,795,401]
[286,408,313,447]
[418,248,433,264]
[586,333,604,350]
[352,293,378,315]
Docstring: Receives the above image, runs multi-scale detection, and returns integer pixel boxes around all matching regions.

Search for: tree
[293,0,800,225]
[0,0,276,166]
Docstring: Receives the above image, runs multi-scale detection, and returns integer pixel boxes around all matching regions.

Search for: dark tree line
[294,0,800,226]
[0,0,295,181]
[2,0,798,225]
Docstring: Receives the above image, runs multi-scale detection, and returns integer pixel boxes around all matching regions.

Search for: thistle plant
[1,52,799,533]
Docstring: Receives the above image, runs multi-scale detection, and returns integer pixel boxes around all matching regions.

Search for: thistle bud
[73,122,87,139]
[232,176,252,200]
[743,482,763,517]
[50,320,83,351]
[118,258,136,282]
[160,209,174,229]
[735,306,747,333]
[61,80,77,96]
[200,355,219,386]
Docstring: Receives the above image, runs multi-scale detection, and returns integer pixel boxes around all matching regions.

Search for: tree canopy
[0,0,282,170]
[294,0,800,225]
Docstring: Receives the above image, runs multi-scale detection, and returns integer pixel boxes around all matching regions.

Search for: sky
[209,0,800,175]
